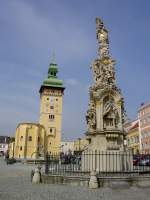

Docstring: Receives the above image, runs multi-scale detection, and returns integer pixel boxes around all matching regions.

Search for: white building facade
[0,136,10,155]
[60,142,74,154]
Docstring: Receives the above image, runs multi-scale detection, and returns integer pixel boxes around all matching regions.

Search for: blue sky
[0,0,150,140]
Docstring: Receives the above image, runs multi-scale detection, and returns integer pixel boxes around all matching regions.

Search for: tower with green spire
[39,58,65,154]
[40,58,65,93]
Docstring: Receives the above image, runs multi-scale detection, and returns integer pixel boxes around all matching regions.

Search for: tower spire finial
[51,51,56,64]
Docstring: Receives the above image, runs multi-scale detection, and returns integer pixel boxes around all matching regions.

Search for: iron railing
[44,151,150,177]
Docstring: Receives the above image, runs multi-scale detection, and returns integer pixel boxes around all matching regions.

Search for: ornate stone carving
[90,17,117,89]
[91,59,116,88]
[86,101,96,132]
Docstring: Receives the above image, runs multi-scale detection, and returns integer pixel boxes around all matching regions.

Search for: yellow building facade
[39,60,65,154]
[14,123,46,159]
[8,141,15,158]
[127,120,140,154]
[10,59,65,159]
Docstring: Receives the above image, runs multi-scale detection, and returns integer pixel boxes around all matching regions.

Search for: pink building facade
[138,102,150,153]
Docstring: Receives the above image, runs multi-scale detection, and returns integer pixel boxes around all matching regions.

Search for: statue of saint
[96,17,110,58]
[103,97,119,129]
[86,101,96,132]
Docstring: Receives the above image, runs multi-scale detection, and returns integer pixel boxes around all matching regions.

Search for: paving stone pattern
[0,158,150,200]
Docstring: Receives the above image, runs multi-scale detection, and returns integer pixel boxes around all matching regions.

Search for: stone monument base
[81,150,133,173]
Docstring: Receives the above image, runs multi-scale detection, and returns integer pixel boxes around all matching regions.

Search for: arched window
[20,136,23,141]
[28,136,32,141]
[50,128,53,133]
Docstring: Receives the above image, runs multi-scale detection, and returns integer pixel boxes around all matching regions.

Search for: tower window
[49,127,56,136]
[50,128,53,133]
[49,114,55,120]
[20,146,22,151]
[47,98,49,100]
[28,136,32,141]
[50,106,54,109]
[56,98,58,101]
[20,136,23,141]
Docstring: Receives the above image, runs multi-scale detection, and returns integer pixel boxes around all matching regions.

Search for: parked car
[133,155,140,166]
[133,155,150,166]
[139,157,150,166]
[6,158,16,165]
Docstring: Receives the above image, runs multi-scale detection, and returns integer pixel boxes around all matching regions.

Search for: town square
[0,0,150,200]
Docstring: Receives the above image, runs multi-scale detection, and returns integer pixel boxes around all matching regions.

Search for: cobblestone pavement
[0,157,150,200]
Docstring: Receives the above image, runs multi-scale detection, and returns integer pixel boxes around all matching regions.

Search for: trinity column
[85,17,126,152]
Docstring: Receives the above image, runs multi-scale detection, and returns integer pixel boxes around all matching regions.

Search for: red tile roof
[129,121,139,131]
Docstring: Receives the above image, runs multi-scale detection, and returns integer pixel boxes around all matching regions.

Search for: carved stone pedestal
[89,171,98,189]
[32,168,41,184]
[81,150,133,172]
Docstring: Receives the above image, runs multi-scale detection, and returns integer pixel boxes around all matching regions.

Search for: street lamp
[78,138,81,152]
